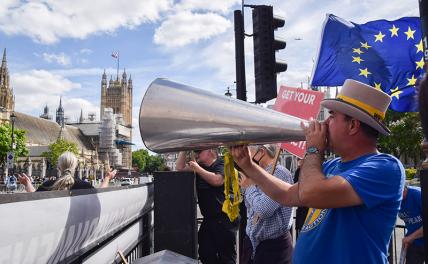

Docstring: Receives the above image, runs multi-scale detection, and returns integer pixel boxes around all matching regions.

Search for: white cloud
[177,0,240,13]
[154,11,231,48]
[11,70,81,113]
[0,0,172,44]
[79,48,92,55]
[63,98,99,123]
[42,52,71,66]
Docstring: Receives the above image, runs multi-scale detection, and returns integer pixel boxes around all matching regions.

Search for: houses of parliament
[0,48,133,177]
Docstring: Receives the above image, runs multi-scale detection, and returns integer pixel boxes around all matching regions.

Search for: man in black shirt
[176,149,239,264]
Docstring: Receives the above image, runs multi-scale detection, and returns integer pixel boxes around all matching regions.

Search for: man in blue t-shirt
[399,185,425,264]
[231,79,405,263]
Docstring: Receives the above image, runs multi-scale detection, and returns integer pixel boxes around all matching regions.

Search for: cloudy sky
[0,0,420,150]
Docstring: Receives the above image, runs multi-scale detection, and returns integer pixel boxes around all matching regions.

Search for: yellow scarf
[222,151,241,222]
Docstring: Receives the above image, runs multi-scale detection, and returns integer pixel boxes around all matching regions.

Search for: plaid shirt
[244,164,294,255]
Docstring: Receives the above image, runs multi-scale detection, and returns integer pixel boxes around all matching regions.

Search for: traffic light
[252,5,287,103]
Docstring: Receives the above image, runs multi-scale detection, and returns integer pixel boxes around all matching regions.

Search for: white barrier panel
[0,184,153,264]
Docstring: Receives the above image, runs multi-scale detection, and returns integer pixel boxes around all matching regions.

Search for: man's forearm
[298,153,325,203]
[176,152,187,171]
[241,162,300,207]
[408,226,424,241]
[25,183,35,192]
[195,168,223,186]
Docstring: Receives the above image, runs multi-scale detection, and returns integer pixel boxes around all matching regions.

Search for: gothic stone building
[100,70,133,168]
[1,49,133,177]
[0,49,14,123]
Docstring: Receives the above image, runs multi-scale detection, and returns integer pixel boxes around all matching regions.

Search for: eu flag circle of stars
[351,24,423,107]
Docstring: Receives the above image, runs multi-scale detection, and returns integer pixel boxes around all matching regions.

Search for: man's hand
[105,169,117,181]
[402,236,414,250]
[300,119,328,153]
[188,161,202,172]
[230,145,253,171]
[18,173,31,186]
[17,173,35,192]
[239,172,253,189]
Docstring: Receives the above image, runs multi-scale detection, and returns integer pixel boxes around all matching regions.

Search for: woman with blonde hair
[19,151,116,191]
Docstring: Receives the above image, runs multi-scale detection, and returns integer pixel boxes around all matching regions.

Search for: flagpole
[117,52,120,81]
[418,1,428,262]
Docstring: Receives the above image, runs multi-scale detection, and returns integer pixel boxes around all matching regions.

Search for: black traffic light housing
[252,5,287,103]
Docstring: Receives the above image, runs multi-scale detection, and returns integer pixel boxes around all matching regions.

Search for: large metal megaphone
[139,78,307,153]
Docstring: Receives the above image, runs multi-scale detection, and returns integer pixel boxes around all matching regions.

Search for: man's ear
[348,119,360,135]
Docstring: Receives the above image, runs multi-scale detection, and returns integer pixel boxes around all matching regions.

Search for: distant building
[0,49,134,177]
[40,104,52,120]
[0,49,14,112]
[100,69,133,168]
[56,97,65,128]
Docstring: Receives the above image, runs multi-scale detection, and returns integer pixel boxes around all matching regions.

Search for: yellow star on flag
[353,48,364,54]
[352,56,364,64]
[359,68,371,78]
[360,42,371,49]
[391,87,403,99]
[374,82,382,90]
[374,31,385,42]
[416,57,425,70]
[407,74,417,86]
[389,25,399,37]
[416,40,423,53]
[404,27,416,40]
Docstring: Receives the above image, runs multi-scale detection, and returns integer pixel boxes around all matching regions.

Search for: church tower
[56,97,65,128]
[40,104,52,120]
[0,48,14,111]
[100,69,133,168]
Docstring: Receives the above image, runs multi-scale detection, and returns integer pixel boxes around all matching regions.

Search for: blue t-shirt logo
[301,208,329,232]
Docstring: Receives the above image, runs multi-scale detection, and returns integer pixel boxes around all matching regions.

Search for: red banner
[273,86,324,158]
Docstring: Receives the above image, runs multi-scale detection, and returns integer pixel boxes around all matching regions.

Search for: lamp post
[9,112,16,176]
[224,81,237,97]
[10,112,16,151]
[225,87,233,97]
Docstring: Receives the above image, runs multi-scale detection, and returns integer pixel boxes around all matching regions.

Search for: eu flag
[311,14,422,112]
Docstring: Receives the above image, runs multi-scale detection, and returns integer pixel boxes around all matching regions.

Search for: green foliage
[378,111,424,163]
[132,148,166,173]
[405,168,417,180]
[42,139,79,167]
[0,123,28,163]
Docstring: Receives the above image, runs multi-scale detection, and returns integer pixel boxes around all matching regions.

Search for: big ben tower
[100,69,133,168]
[0,49,14,111]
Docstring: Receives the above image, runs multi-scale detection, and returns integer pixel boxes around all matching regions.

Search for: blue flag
[311,14,423,112]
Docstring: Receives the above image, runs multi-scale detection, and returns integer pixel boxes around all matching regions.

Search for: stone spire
[122,68,127,83]
[102,69,107,85]
[79,109,84,123]
[56,96,65,127]
[1,48,6,69]
[0,48,14,111]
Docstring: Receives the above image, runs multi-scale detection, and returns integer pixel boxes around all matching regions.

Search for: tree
[378,111,424,166]
[132,149,149,172]
[132,148,166,173]
[42,139,79,167]
[0,123,28,164]
[146,155,166,173]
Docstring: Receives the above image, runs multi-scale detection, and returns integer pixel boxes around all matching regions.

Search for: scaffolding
[99,108,122,167]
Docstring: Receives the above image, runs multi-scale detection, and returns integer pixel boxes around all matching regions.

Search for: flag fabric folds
[311,14,423,112]
[111,51,118,59]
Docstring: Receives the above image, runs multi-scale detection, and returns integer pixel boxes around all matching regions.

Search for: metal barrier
[0,183,153,264]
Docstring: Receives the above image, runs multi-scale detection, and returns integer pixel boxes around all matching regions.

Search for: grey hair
[51,151,78,191]
[260,144,278,158]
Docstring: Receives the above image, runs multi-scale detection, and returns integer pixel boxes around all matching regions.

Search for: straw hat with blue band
[321,79,392,136]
